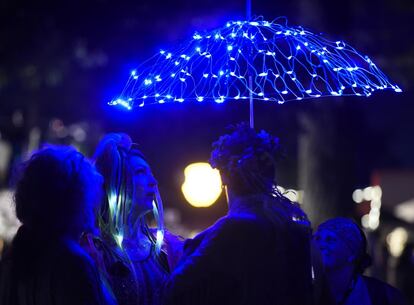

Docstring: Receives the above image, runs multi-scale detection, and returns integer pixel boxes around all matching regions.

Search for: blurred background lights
[352,189,364,203]
[363,186,374,201]
[181,162,222,208]
[386,227,409,257]
[356,185,382,230]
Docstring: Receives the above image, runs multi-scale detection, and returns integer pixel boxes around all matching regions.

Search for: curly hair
[14,145,102,237]
[210,123,282,196]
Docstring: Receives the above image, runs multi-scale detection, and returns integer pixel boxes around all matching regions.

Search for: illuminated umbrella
[110,16,401,127]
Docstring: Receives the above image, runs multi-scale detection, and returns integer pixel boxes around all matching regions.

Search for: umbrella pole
[249,76,254,129]
[246,0,251,20]
[247,0,254,129]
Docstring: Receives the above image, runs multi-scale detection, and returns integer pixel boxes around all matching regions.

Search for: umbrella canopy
[110,17,401,110]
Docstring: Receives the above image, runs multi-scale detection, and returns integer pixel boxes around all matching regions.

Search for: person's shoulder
[213,213,271,240]
[56,239,98,275]
[363,276,408,305]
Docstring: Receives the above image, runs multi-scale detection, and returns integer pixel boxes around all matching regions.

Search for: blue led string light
[110,17,402,110]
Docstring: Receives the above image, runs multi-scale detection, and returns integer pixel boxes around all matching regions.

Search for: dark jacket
[164,204,313,305]
[0,226,113,305]
[363,276,408,305]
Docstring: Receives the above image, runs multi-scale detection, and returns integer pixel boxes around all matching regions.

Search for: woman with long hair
[82,133,180,305]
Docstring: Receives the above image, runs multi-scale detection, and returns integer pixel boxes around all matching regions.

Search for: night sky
[1,0,413,230]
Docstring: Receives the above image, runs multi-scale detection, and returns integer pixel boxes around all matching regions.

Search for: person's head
[210,123,281,197]
[14,145,102,239]
[93,133,161,247]
[313,217,371,274]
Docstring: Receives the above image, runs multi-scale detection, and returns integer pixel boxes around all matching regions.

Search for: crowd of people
[0,124,408,305]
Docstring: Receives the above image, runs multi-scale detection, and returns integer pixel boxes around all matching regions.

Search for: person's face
[128,155,157,217]
[313,228,355,271]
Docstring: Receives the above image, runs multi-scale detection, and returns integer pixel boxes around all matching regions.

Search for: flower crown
[210,123,282,179]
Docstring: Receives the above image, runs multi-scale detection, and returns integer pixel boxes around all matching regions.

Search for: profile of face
[313,228,355,271]
[128,155,158,217]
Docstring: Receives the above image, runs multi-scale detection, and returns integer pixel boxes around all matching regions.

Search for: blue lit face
[313,229,355,270]
[110,19,401,109]
[128,155,158,217]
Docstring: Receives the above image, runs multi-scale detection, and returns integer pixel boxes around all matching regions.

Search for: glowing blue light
[156,230,164,252]
[113,18,401,109]
[115,234,124,247]
[110,99,132,110]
